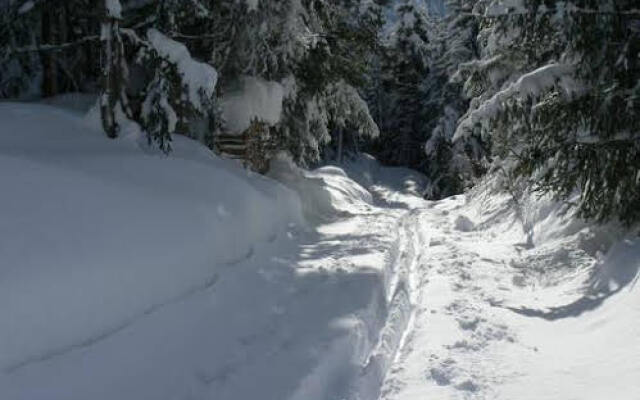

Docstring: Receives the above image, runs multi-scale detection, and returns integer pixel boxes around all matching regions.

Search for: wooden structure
[214,120,278,174]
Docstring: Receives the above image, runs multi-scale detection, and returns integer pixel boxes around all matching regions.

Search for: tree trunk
[337,128,344,163]
[99,0,125,139]
[41,5,58,97]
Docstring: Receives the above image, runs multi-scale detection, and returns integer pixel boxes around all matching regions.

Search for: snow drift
[0,103,303,373]
[0,103,429,400]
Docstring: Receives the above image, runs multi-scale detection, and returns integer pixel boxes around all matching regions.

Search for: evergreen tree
[0,0,220,150]
[293,0,382,163]
[0,1,40,98]
[0,0,101,99]
[423,0,484,199]
[100,0,128,138]
[370,0,434,168]
[456,0,640,224]
[119,0,220,150]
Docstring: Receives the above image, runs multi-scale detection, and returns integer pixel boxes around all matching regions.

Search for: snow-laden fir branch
[146,28,218,112]
[483,0,640,17]
[453,63,580,142]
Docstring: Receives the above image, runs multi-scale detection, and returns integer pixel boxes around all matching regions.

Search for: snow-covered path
[381,197,525,399]
[380,193,640,400]
[1,104,639,400]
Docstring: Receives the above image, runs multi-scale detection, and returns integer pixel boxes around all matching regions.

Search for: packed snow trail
[379,191,640,400]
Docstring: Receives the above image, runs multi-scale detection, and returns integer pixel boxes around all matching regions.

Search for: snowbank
[0,103,303,374]
[268,153,374,223]
[0,105,431,400]
[450,183,639,397]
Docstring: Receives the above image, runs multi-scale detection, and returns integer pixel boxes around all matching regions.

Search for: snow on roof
[220,77,285,134]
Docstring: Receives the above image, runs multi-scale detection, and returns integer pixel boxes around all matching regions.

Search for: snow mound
[0,103,303,374]
[220,77,284,133]
[0,113,430,400]
[268,153,372,223]
[467,185,640,399]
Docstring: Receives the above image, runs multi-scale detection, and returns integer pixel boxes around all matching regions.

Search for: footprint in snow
[430,367,452,386]
[457,316,482,331]
[447,339,483,352]
[429,358,456,386]
[454,215,475,232]
[455,379,480,392]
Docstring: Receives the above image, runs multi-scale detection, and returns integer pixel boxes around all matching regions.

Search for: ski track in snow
[380,197,521,399]
[379,193,640,400]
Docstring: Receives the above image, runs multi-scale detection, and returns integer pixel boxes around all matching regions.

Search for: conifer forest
[1,1,639,399]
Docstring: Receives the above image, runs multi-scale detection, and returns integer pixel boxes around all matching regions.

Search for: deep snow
[0,103,425,400]
[1,103,639,400]
[0,102,302,376]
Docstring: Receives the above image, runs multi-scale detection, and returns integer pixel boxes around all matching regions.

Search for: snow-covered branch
[146,28,218,112]
[454,63,579,141]
[484,0,640,17]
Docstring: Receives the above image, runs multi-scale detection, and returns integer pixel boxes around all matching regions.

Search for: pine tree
[298,0,382,163]
[456,0,640,224]
[124,0,221,150]
[370,0,434,168]
[0,2,40,98]
[100,0,128,138]
[423,0,485,199]
[1,0,101,99]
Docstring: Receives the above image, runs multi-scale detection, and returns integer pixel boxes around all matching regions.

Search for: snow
[0,102,302,380]
[484,0,526,17]
[17,0,34,14]
[146,29,218,111]
[380,184,640,400]
[0,103,426,400]
[220,77,285,133]
[1,103,638,400]
[105,0,122,19]
[267,153,374,223]
[244,0,259,11]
